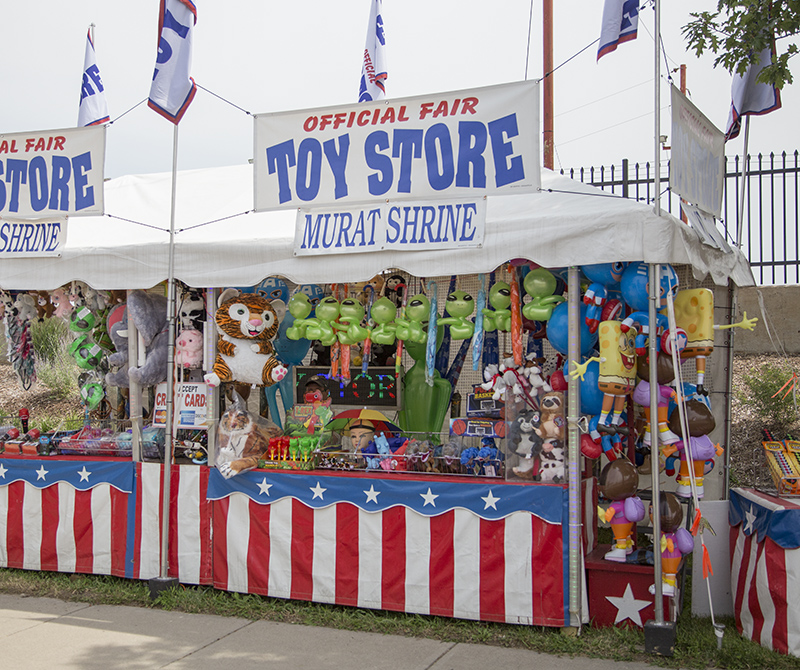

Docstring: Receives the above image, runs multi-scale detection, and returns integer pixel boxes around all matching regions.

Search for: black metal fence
[560,151,800,285]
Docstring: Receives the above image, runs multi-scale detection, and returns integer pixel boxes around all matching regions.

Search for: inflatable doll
[570,320,637,435]
[581,262,627,333]
[305,296,340,346]
[672,288,757,396]
[649,492,694,596]
[620,262,679,357]
[598,459,645,562]
[522,268,565,321]
[437,290,475,340]
[481,281,511,332]
[369,297,398,345]
[395,293,430,344]
[334,298,369,344]
[664,397,723,498]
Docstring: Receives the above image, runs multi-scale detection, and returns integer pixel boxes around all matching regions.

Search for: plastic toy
[649,492,694,596]
[205,288,288,388]
[598,459,645,562]
[437,289,475,340]
[522,268,565,321]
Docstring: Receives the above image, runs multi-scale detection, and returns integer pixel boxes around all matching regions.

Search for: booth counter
[0,454,595,626]
[730,488,800,657]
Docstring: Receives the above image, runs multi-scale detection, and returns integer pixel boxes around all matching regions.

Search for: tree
[682,0,799,89]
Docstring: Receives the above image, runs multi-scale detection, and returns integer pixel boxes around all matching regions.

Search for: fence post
[622,159,629,200]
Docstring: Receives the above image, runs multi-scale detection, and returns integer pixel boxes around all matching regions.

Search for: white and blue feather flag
[358,0,388,101]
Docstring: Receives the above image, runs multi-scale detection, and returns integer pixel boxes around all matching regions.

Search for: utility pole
[543,0,554,169]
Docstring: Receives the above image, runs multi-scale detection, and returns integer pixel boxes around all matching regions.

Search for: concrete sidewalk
[0,593,658,670]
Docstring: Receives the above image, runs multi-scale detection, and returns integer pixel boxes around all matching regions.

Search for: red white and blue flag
[597,0,639,61]
[148,0,198,124]
[358,0,388,102]
[725,47,782,141]
[78,29,110,127]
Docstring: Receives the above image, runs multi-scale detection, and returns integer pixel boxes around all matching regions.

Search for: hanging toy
[395,293,430,344]
[649,492,694,596]
[671,287,758,396]
[361,284,377,373]
[370,297,398,345]
[437,290,475,340]
[482,281,511,332]
[619,262,679,357]
[581,262,627,333]
[509,270,523,366]
[305,296,340,347]
[472,274,487,371]
[522,267,565,321]
[598,459,645,562]
[425,282,438,386]
[570,320,637,436]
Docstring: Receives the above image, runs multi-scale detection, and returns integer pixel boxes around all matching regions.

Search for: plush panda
[179,288,206,332]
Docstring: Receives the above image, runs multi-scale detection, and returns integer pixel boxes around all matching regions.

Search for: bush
[741,361,799,429]
[31,318,69,365]
[32,319,81,401]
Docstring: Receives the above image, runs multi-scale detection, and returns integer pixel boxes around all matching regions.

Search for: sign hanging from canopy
[0,125,105,218]
[254,79,540,212]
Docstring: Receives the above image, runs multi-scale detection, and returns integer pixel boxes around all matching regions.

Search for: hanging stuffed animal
[50,287,74,319]
[178,287,206,332]
[126,290,170,387]
[205,288,287,388]
[175,328,204,368]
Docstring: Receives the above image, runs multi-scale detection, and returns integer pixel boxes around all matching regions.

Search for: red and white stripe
[731,522,800,656]
[212,494,566,626]
[134,463,212,584]
[0,480,128,576]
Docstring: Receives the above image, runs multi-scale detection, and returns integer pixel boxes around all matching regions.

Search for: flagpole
[736,117,751,248]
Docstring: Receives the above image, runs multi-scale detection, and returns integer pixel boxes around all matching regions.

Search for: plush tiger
[204,289,288,387]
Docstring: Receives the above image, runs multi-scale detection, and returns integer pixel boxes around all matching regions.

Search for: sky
[2,1,799,180]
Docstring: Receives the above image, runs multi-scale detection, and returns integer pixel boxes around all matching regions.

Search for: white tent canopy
[0,164,754,291]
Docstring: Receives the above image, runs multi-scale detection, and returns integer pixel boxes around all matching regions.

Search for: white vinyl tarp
[0,163,755,291]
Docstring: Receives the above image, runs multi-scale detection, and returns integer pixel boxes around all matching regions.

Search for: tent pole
[736,117,751,249]
[567,266,582,629]
[151,123,180,596]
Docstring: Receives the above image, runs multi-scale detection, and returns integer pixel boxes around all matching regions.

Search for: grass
[1,567,799,669]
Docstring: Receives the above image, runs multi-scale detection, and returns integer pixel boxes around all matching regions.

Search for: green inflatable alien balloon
[397,327,452,436]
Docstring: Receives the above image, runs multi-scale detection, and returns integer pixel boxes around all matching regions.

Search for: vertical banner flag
[78,30,110,127]
[597,0,639,60]
[148,0,198,123]
[725,46,782,141]
[669,85,725,219]
[359,0,387,102]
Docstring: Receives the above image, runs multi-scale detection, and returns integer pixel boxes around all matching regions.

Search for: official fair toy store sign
[254,80,539,255]
[0,126,105,218]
